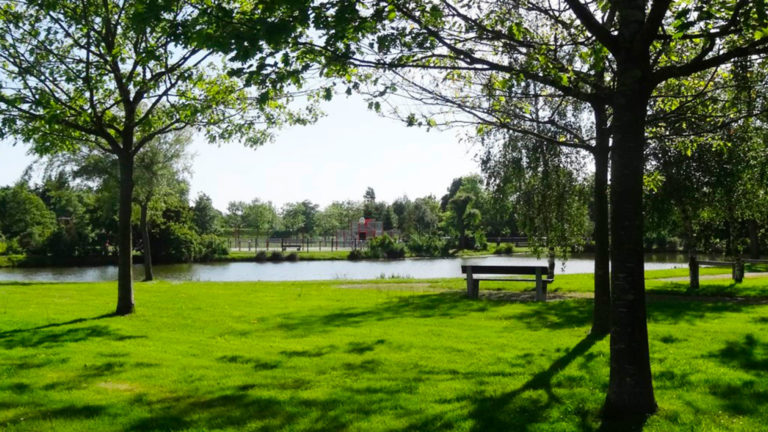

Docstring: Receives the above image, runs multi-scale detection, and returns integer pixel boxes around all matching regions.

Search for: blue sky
[0,95,480,211]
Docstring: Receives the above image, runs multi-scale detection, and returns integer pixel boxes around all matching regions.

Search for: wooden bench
[461,265,553,301]
[280,240,302,251]
[687,256,768,288]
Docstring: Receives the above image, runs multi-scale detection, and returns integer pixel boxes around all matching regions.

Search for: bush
[284,252,299,262]
[158,223,202,262]
[255,251,268,262]
[472,232,488,250]
[665,237,681,252]
[367,234,406,259]
[406,234,448,257]
[494,243,515,255]
[347,249,364,260]
[268,251,284,262]
[198,234,228,261]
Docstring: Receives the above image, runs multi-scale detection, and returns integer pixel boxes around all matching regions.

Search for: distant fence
[224,235,534,252]
[225,236,369,252]
[490,237,533,247]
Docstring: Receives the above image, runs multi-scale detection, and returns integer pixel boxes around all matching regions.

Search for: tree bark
[591,104,611,336]
[603,49,657,417]
[140,201,154,282]
[748,219,760,259]
[116,152,135,315]
[688,252,699,290]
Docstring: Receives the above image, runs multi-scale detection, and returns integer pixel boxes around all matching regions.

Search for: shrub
[268,251,284,262]
[665,237,681,252]
[406,234,448,257]
[160,223,202,262]
[284,252,299,262]
[255,251,268,262]
[3,238,22,255]
[347,249,364,260]
[367,234,405,259]
[494,243,515,255]
[472,232,488,250]
[198,234,228,261]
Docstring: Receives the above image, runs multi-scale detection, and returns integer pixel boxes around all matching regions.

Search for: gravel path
[655,272,768,282]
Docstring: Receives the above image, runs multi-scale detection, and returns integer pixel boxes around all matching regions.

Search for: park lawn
[1,277,768,431]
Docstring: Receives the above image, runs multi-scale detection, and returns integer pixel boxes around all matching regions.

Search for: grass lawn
[2,272,768,431]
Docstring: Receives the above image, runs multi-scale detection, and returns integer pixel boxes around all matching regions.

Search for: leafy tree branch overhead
[0,0,322,315]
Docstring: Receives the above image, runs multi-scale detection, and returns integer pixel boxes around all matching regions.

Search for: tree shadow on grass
[692,333,768,419]
[273,292,502,335]
[0,281,73,287]
[712,333,768,373]
[0,313,145,350]
[510,299,593,331]
[1,353,70,370]
[648,280,768,298]
[646,297,748,324]
[0,324,146,350]
[2,403,107,428]
[0,312,116,337]
[126,388,392,432]
[468,333,605,431]
[38,359,157,392]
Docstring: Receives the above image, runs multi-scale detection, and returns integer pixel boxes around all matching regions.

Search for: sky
[0,95,481,211]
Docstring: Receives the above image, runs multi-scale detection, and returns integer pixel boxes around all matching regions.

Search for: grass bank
[2,273,768,431]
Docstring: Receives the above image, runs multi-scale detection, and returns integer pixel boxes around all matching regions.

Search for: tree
[440,176,487,249]
[363,187,376,204]
[646,58,768,265]
[0,0,315,315]
[316,200,363,236]
[312,0,768,417]
[43,131,192,280]
[192,193,222,236]
[133,132,192,281]
[0,183,57,252]
[225,201,247,247]
[35,172,100,257]
[281,201,319,236]
[444,192,483,250]
[242,199,280,237]
[483,131,591,259]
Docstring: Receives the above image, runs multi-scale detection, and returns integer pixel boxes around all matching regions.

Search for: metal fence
[225,237,369,252]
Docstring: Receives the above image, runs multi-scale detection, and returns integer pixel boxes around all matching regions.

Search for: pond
[0,254,687,282]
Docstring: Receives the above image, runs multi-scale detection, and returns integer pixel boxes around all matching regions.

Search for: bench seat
[461,265,554,301]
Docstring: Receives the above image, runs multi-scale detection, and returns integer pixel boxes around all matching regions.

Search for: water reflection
[0,254,686,282]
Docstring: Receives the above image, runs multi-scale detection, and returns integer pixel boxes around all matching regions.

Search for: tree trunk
[748,219,760,259]
[591,104,611,336]
[140,201,154,282]
[602,56,657,417]
[688,252,699,290]
[682,212,698,290]
[116,152,135,315]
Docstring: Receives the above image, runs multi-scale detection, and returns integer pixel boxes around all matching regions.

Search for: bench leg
[535,271,544,302]
[466,270,479,299]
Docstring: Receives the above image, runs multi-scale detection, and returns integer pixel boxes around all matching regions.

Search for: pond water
[0,254,687,282]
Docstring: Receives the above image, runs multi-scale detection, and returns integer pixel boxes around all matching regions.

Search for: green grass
[2,275,768,431]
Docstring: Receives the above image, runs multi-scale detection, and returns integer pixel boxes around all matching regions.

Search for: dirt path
[655,272,768,282]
